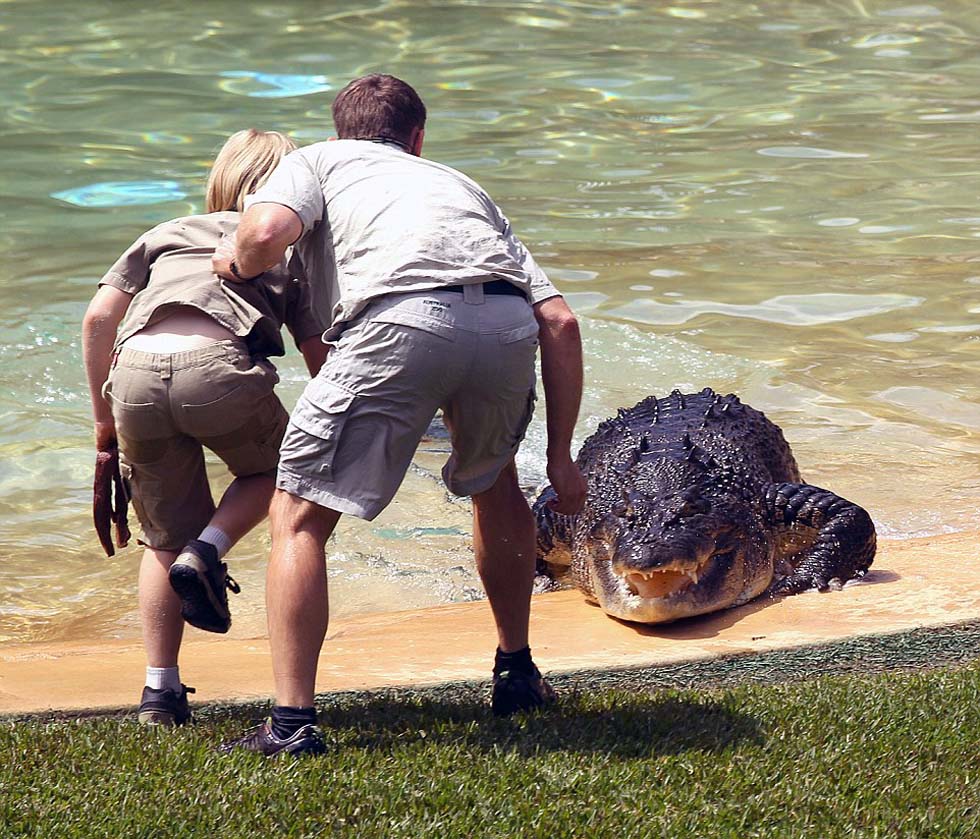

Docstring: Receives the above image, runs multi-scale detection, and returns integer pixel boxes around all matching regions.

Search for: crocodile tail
[765,482,877,595]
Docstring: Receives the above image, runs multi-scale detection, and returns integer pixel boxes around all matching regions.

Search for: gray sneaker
[219,720,326,758]
[168,539,240,633]
[137,684,195,726]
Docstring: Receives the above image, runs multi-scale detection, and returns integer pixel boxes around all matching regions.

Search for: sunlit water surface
[0,0,977,643]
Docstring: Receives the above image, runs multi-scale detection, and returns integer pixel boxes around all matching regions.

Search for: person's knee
[471,462,533,533]
[270,489,339,542]
[472,459,520,504]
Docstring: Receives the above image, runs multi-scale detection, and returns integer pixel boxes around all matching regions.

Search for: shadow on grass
[305,688,764,759]
[6,686,763,761]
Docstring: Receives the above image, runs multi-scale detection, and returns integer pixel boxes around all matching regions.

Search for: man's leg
[471,459,536,652]
[219,488,339,756]
[471,459,557,715]
[266,488,341,708]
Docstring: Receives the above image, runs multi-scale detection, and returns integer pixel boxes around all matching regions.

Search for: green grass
[2,660,980,838]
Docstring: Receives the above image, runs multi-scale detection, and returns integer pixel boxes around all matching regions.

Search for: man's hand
[546,454,587,515]
[212,231,239,281]
[215,203,304,283]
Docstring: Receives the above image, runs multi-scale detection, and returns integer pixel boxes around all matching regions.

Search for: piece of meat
[94,446,131,557]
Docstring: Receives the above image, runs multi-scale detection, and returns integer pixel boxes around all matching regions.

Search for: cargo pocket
[287,379,357,479]
[512,387,537,447]
[117,459,134,505]
[118,459,150,535]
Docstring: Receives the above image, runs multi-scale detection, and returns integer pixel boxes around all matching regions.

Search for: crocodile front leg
[763,482,876,595]
[532,485,577,591]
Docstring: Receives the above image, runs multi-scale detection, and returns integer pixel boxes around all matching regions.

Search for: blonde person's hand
[212,231,239,281]
[94,419,117,452]
[546,454,587,515]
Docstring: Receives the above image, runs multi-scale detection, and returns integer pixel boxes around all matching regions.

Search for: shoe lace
[221,562,241,595]
[234,719,273,748]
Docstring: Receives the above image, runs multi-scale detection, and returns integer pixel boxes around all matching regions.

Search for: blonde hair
[205,129,297,213]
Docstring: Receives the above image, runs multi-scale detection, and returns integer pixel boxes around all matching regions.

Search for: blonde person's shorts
[104,340,288,550]
[277,285,539,520]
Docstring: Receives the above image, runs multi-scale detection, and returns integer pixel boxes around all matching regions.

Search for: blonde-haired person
[206,129,296,212]
[82,129,328,726]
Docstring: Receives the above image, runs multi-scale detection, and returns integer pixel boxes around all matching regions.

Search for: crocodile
[533,388,876,623]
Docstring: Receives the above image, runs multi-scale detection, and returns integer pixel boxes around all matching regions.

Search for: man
[212,74,586,757]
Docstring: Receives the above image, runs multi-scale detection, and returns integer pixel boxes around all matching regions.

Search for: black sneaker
[137,684,195,726]
[168,539,241,634]
[219,720,326,758]
[491,664,557,717]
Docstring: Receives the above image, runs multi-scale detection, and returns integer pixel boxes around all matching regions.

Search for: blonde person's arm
[298,335,329,377]
[213,203,303,282]
[82,285,133,450]
[533,295,587,514]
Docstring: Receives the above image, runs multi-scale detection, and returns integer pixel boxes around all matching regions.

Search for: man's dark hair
[331,74,427,147]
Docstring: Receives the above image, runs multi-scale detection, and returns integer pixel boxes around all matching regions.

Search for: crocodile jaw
[593,548,752,624]
[624,563,703,599]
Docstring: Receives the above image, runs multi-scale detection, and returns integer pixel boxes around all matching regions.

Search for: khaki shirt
[100,212,326,357]
[246,139,560,337]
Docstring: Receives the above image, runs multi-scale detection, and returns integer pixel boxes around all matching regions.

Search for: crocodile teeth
[625,568,696,599]
[633,567,699,582]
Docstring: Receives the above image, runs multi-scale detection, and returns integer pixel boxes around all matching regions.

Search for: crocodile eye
[678,499,709,518]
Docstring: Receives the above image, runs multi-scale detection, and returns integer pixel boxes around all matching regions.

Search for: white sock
[198,525,232,559]
[146,666,181,693]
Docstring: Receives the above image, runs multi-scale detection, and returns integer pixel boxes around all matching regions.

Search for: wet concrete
[0,530,976,715]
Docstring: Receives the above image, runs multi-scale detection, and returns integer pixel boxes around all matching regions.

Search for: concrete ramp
[0,530,976,715]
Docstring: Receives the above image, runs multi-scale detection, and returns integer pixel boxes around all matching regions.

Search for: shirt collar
[351,136,411,153]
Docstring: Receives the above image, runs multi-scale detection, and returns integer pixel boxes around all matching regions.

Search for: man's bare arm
[213,203,303,281]
[534,295,587,514]
[82,285,133,450]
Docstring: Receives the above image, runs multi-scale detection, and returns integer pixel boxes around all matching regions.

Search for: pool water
[0,0,977,643]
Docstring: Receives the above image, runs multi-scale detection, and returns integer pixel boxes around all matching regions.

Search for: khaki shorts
[105,340,288,550]
[277,286,539,520]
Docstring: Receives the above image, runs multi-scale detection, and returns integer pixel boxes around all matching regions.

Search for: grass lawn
[2,649,979,839]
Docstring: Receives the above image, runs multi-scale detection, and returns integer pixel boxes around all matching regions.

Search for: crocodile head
[580,459,773,623]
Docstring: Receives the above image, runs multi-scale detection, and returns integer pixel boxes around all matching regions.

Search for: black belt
[443,280,526,298]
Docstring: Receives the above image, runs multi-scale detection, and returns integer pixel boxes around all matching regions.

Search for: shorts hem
[444,453,515,497]
[276,470,382,521]
[135,534,191,553]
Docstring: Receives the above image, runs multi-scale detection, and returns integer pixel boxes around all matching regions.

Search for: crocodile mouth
[622,551,732,600]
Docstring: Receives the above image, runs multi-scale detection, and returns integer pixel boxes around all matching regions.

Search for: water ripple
[218,70,331,98]
[3,0,980,640]
[757,147,869,159]
[606,293,924,327]
[50,180,187,207]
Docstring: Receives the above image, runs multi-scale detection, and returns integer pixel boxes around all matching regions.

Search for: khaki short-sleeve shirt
[100,212,327,356]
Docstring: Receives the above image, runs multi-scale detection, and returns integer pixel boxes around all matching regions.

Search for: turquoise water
[1,0,977,643]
